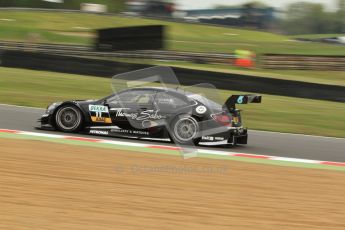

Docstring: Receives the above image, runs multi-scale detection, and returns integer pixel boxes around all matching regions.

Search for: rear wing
[224,95,262,111]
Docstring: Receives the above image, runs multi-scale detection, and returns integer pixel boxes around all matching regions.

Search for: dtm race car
[39,87,261,146]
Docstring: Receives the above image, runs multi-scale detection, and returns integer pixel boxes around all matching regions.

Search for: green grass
[114,58,345,86]
[0,67,344,137]
[290,34,345,39]
[1,11,345,55]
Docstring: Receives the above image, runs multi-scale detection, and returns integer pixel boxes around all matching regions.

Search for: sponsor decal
[215,137,225,141]
[89,105,109,113]
[92,117,112,123]
[196,105,207,114]
[90,130,109,135]
[111,108,166,121]
[89,105,112,124]
[201,136,214,141]
[111,128,149,136]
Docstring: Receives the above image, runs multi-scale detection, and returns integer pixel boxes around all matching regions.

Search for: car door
[107,89,156,129]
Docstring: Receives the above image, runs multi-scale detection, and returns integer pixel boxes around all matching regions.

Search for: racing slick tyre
[55,105,83,132]
[169,115,200,146]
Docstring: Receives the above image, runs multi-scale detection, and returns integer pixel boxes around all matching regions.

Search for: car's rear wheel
[55,105,83,132]
[170,115,200,145]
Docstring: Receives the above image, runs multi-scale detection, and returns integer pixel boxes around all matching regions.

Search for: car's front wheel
[55,105,83,132]
[169,115,200,145]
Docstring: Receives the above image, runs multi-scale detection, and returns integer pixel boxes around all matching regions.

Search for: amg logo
[90,130,108,135]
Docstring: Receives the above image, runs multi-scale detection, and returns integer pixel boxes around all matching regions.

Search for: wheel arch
[52,102,88,129]
[168,113,201,145]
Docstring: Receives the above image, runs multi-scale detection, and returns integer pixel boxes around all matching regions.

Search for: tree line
[281,0,345,34]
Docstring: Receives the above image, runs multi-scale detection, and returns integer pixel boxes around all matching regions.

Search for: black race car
[39,87,261,146]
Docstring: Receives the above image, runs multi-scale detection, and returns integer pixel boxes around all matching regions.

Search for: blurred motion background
[0,0,344,137]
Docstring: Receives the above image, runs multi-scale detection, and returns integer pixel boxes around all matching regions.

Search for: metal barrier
[262,54,345,71]
[0,40,235,64]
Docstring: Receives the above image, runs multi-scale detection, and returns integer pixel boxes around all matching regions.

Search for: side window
[108,91,136,106]
[155,92,189,110]
[108,90,156,106]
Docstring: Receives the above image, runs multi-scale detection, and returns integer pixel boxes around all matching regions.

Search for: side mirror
[102,100,109,107]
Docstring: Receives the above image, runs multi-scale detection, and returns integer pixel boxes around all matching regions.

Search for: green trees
[337,0,345,33]
[282,1,345,34]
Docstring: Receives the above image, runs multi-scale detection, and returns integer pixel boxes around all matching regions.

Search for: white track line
[19,131,65,138]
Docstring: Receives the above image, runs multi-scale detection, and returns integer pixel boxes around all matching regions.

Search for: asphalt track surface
[1,104,344,162]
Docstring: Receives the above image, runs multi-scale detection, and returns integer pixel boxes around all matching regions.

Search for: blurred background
[0,0,344,137]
